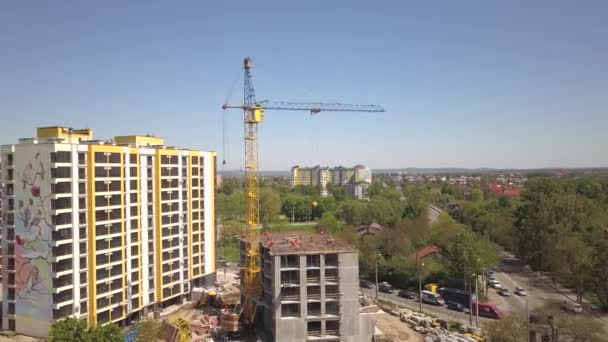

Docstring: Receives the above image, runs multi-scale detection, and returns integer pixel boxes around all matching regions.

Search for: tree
[483,313,527,342]
[49,318,91,342]
[89,324,123,342]
[317,212,341,232]
[134,319,162,342]
[553,237,592,303]
[49,318,122,342]
[446,229,497,287]
[471,188,484,202]
[337,200,367,225]
[589,240,608,311]
[260,187,281,224]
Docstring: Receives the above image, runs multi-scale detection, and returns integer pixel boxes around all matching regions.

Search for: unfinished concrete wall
[265,250,372,342]
[339,252,365,342]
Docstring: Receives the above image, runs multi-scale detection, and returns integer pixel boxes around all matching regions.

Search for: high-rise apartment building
[290,165,372,199]
[0,127,216,337]
[258,231,375,342]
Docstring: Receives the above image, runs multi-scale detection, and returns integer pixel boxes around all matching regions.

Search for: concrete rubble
[363,292,485,342]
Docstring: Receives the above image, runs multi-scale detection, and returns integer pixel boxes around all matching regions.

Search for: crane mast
[223,57,384,326]
[242,57,262,324]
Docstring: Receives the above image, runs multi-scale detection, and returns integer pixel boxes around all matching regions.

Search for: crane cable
[222,70,241,170]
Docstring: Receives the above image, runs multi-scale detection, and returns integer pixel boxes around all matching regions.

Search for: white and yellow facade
[0,127,216,337]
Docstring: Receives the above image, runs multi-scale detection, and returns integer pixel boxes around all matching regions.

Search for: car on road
[486,270,497,280]
[397,290,418,300]
[488,279,502,289]
[560,301,583,313]
[514,287,528,296]
[421,290,445,305]
[446,301,470,313]
[378,282,394,294]
[359,280,374,289]
[498,288,511,297]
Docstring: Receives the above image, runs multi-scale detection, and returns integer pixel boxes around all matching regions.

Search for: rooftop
[260,231,357,255]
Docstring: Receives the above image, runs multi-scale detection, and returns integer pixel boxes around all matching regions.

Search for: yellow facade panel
[115,135,165,147]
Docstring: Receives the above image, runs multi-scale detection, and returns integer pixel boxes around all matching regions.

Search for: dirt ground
[375,312,424,342]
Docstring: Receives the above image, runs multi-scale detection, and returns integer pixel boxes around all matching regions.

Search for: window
[307,255,320,268]
[326,302,340,315]
[281,303,300,318]
[325,254,338,267]
[307,302,320,316]
[51,151,71,163]
[6,213,14,225]
[51,197,72,210]
[51,182,71,194]
[326,320,340,336]
[307,321,321,337]
[78,153,86,165]
[51,167,71,178]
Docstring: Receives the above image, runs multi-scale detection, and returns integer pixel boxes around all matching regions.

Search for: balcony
[307,302,321,317]
[95,180,121,192]
[53,289,74,306]
[52,245,73,261]
[52,229,73,243]
[307,269,320,284]
[52,274,73,291]
[307,286,321,301]
[280,270,300,287]
[326,321,340,337]
[325,269,339,284]
[325,285,340,300]
[281,287,300,302]
[53,305,73,320]
[52,259,73,276]
[326,302,340,316]
[307,321,322,338]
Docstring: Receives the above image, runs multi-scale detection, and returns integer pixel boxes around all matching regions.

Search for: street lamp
[418,259,424,314]
[310,201,318,221]
[375,253,381,302]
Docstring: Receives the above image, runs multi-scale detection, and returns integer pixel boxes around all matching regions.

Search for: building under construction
[241,231,375,342]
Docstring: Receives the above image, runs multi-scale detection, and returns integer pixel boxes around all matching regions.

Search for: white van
[421,290,445,305]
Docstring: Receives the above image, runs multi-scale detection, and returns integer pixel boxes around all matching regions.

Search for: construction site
[114,56,386,342]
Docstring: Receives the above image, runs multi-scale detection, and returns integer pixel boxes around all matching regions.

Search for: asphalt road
[360,287,491,326]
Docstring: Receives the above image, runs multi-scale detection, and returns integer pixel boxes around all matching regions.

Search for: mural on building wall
[15,152,53,323]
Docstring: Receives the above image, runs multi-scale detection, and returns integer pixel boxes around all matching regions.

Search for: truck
[438,287,476,309]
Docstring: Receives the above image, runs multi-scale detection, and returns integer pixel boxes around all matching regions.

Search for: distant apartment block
[256,231,375,342]
[0,126,216,338]
[291,165,372,199]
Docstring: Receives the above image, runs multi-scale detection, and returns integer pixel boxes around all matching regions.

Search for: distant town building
[291,165,372,199]
[0,126,216,338]
[254,231,375,342]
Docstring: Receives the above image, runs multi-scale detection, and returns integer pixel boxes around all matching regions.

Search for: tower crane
[222,57,384,325]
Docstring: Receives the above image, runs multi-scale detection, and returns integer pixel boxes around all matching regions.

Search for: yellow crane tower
[222,57,384,325]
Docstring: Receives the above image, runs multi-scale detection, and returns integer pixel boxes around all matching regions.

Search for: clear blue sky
[1,1,607,170]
